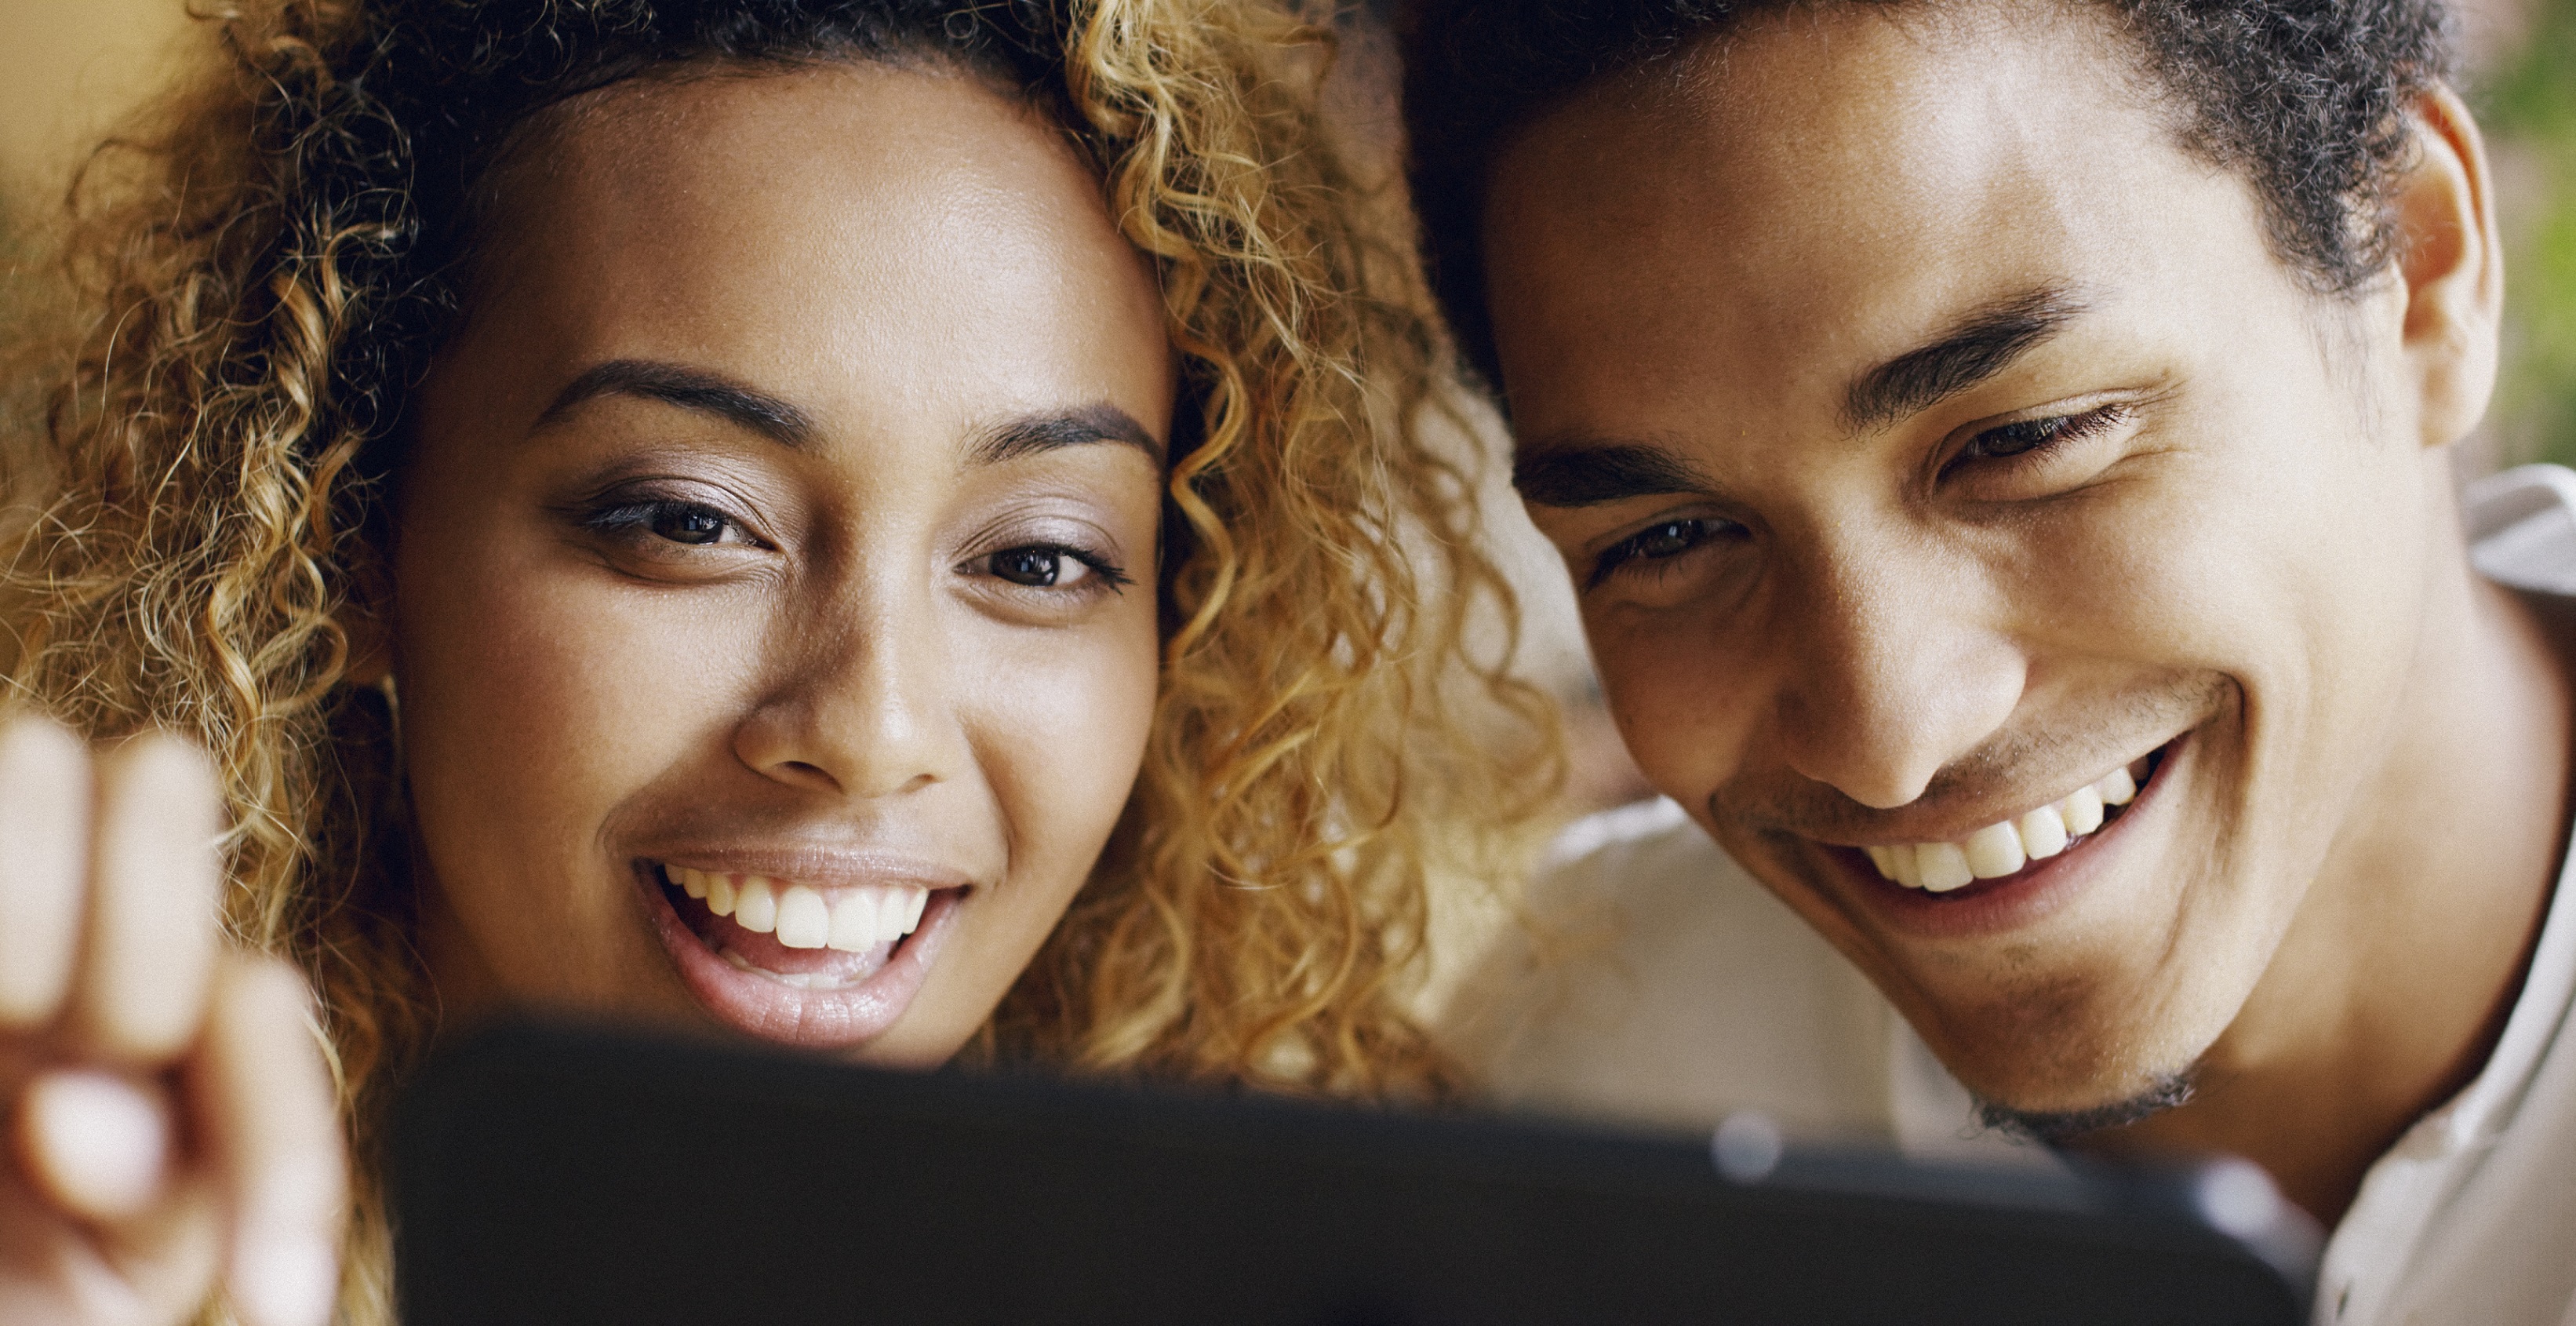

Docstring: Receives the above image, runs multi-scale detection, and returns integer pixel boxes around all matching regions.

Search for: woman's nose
[730,591,965,801]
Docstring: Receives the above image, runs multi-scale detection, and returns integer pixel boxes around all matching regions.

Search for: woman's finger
[13,1069,173,1222]
[197,956,344,1326]
[0,716,93,1027]
[75,733,224,1062]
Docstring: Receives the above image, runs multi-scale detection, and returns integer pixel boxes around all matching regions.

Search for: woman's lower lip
[636,863,962,1049]
[1832,737,2188,941]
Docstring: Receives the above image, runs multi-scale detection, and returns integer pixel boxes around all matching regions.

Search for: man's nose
[731,585,964,801]
[1770,545,2024,811]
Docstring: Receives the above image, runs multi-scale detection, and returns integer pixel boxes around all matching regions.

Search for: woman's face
[390,63,1172,1062]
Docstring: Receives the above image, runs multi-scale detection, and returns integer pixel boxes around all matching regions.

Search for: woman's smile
[638,855,977,1047]
[662,865,934,960]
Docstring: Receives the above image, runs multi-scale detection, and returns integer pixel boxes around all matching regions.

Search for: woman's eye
[991,546,1077,587]
[980,544,1131,592]
[579,497,751,549]
[649,504,731,545]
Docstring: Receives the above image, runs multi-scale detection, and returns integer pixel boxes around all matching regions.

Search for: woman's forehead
[451,60,1174,454]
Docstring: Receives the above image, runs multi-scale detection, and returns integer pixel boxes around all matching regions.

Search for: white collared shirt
[1441,464,2576,1326]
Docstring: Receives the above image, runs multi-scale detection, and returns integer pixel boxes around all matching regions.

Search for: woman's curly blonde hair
[1,0,1556,1317]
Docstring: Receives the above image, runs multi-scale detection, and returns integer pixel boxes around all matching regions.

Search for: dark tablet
[389,1021,2318,1326]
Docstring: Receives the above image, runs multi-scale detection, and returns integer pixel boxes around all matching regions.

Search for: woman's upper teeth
[1862,763,2141,894]
[666,866,929,950]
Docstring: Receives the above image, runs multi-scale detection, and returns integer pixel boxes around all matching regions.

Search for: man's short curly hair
[1399,0,2455,393]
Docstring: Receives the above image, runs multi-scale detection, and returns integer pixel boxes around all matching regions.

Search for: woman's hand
[0,717,344,1326]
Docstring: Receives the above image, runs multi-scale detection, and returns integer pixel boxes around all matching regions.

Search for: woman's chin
[635,862,967,1051]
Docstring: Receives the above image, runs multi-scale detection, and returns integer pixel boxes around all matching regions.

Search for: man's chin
[1973,1069,2199,1145]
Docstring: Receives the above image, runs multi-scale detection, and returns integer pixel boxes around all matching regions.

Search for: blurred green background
[2486,0,2576,468]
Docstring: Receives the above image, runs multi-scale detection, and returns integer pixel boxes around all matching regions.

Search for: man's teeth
[665,867,929,951]
[1861,762,2141,894]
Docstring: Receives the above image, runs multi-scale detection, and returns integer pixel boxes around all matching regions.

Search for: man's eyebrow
[970,403,1163,466]
[537,359,815,448]
[1842,285,2090,434]
[1513,442,1713,508]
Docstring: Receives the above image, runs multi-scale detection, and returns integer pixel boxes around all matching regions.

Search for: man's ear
[2391,82,2504,451]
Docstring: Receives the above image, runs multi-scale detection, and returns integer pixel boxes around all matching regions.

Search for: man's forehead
[1480,1,2199,435]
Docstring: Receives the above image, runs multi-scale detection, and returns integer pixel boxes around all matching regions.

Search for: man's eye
[649,505,730,545]
[1591,517,1724,587]
[1632,520,1705,559]
[1957,404,2128,464]
[1965,417,2066,460]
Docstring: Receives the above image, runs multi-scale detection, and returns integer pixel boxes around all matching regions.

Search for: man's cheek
[1595,635,1753,800]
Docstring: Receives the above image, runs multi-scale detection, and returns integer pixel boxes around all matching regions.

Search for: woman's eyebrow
[537,359,816,448]
[970,404,1163,466]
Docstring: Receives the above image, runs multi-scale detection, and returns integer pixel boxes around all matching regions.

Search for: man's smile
[1758,735,2194,944]
[1856,748,2164,893]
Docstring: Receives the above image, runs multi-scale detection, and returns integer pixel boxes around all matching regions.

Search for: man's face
[1483,2,2454,1113]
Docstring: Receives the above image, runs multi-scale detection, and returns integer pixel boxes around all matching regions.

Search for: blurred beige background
[0,0,195,223]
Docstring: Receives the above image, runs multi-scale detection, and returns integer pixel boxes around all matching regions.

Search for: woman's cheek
[866,607,1155,1059]
[398,535,753,999]
[970,607,1162,880]
[420,559,704,814]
